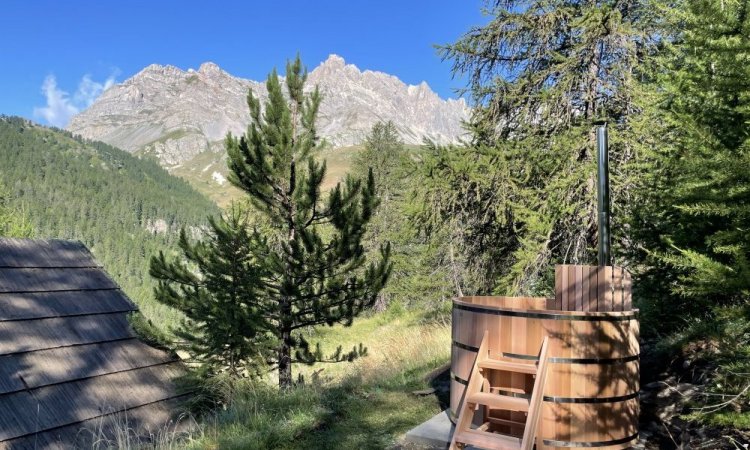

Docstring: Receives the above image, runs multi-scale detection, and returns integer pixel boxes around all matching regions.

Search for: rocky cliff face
[68,55,470,167]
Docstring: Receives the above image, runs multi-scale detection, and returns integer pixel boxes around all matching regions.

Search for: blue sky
[0,1,487,127]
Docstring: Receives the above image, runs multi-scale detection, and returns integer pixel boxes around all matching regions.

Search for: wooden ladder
[450,331,550,450]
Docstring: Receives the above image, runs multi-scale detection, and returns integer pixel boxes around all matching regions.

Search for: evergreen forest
[0,116,218,326]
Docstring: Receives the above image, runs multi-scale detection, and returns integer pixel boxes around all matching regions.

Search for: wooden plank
[589,266,599,311]
[0,314,134,356]
[574,265,583,312]
[613,267,624,311]
[603,266,613,312]
[450,332,490,450]
[0,239,99,268]
[468,392,529,412]
[0,268,118,293]
[521,337,549,450]
[499,311,513,428]
[580,266,590,312]
[453,429,522,450]
[0,290,135,322]
[560,265,568,310]
[554,265,563,310]
[595,267,608,312]
[567,265,577,311]
[623,270,632,310]
[0,339,175,395]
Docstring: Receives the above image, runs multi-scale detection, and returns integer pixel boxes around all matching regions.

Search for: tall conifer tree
[633,0,750,321]
[226,56,391,389]
[414,0,664,294]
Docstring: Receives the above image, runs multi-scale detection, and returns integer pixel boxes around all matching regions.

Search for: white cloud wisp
[33,73,116,128]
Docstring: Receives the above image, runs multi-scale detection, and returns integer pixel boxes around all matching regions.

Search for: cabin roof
[0,238,185,449]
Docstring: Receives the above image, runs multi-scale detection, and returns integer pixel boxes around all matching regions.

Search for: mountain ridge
[68,54,470,168]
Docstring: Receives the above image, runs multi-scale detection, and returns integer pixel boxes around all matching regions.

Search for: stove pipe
[596,123,611,267]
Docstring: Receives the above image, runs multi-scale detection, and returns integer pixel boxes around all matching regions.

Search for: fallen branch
[692,384,750,414]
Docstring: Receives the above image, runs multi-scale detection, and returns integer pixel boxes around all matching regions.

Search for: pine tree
[150,206,272,377]
[413,0,665,294]
[226,56,391,389]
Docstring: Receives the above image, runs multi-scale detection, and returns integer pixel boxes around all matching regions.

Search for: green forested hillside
[0,116,219,327]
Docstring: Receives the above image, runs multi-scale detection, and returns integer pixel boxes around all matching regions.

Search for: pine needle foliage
[226,56,392,389]
[150,207,272,378]
[351,122,456,312]
[151,57,391,388]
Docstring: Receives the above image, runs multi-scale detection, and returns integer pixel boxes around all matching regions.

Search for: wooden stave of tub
[450,296,639,449]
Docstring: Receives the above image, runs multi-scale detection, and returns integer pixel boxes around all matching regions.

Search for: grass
[169,150,242,209]
[143,310,451,450]
[167,145,365,208]
[318,145,364,191]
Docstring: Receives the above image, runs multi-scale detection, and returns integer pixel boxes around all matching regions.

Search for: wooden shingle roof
[0,238,186,449]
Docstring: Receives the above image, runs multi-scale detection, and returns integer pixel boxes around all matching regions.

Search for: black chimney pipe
[596,123,611,267]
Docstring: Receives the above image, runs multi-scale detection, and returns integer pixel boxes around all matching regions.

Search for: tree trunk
[373,292,388,312]
[278,328,293,389]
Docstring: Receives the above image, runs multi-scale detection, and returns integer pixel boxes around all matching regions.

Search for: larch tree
[351,122,406,310]
[226,56,391,389]
[413,0,665,295]
[632,0,750,322]
[351,122,458,314]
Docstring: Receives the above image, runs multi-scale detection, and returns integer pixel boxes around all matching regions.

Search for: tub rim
[454,296,639,321]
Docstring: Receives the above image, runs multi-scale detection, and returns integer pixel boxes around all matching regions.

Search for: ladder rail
[450,332,550,450]
[521,337,550,450]
[450,331,490,450]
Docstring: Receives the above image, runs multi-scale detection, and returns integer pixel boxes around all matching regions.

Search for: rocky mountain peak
[313,54,360,79]
[136,63,183,79]
[198,62,224,76]
[322,54,347,68]
[67,56,470,168]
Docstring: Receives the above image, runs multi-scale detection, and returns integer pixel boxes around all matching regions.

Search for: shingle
[0,314,134,356]
[0,239,98,268]
[0,395,191,450]
[0,268,118,293]
[0,364,183,442]
[0,290,135,322]
[0,339,175,395]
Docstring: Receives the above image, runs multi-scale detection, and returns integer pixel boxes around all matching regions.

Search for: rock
[655,382,699,401]
[67,55,470,168]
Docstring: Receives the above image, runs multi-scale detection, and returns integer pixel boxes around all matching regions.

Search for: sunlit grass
[134,310,451,450]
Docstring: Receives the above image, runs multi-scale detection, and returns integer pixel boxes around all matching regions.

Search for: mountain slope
[0,116,219,327]
[67,55,470,168]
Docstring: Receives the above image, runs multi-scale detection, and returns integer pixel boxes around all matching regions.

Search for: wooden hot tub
[450,266,639,449]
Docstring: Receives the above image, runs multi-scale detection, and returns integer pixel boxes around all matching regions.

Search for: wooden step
[479,358,537,374]
[468,392,530,412]
[486,416,527,428]
[453,429,522,450]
